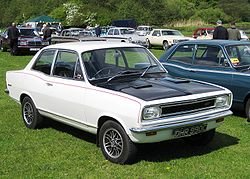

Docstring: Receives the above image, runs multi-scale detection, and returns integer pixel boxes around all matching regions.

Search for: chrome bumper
[130,110,232,133]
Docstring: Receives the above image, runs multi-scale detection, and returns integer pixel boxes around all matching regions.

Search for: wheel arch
[96,115,127,146]
[20,93,36,106]
[244,93,250,110]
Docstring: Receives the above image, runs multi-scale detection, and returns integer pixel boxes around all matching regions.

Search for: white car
[5,41,232,164]
[146,29,194,50]
[106,27,147,46]
[136,25,153,36]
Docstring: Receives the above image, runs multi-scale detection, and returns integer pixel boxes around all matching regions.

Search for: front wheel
[21,96,43,129]
[184,129,215,146]
[245,99,250,122]
[99,120,137,164]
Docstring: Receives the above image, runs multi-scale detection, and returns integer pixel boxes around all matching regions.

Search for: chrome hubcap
[23,102,34,125]
[103,128,123,158]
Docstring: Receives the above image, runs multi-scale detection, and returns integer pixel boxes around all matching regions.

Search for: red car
[193,28,214,39]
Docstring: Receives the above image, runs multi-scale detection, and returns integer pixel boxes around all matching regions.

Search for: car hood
[97,76,222,101]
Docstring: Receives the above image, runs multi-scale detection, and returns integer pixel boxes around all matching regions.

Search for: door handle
[46,82,53,86]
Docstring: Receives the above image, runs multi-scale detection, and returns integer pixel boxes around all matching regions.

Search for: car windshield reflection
[81,47,165,80]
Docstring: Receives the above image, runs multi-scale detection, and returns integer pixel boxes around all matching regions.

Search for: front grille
[160,98,216,117]
[28,41,42,46]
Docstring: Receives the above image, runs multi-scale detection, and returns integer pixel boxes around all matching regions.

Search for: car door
[32,49,87,123]
[48,50,87,122]
[150,30,161,45]
[189,44,234,91]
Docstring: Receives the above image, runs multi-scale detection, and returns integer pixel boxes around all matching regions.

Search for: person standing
[7,22,20,55]
[95,24,101,37]
[227,22,241,40]
[213,20,228,40]
[42,23,52,44]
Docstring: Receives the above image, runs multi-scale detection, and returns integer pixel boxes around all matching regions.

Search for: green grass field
[0,50,249,178]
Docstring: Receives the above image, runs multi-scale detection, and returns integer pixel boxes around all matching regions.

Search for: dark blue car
[159,40,250,121]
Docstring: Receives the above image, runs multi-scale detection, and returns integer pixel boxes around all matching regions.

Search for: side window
[169,45,194,64]
[53,51,79,79]
[108,29,114,35]
[32,50,56,75]
[114,29,119,35]
[152,30,160,36]
[194,45,224,66]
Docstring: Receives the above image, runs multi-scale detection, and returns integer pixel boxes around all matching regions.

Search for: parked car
[60,28,85,37]
[106,27,147,46]
[193,27,249,41]
[136,25,153,36]
[239,30,249,41]
[146,29,193,50]
[193,27,214,39]
[0,27,49,53]
[159,40,250,121]
[5,41,232,164]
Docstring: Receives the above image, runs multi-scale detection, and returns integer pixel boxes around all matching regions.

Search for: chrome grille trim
[160,97,216,118]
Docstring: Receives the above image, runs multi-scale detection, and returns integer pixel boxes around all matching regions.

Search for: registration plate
[30,48,40,51]
[173,124,207,138]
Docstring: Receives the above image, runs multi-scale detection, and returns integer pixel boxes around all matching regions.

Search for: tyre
[146,39,151,49]
[21,96,43,129]
[245,98,250,122]
[99,120,137,164]
[184,129,215,146]
[163,41,169,50]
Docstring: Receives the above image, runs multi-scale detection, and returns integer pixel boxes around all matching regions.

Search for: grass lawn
[0,50,249,178]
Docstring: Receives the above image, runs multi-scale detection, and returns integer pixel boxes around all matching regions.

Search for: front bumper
[129,110,232,143]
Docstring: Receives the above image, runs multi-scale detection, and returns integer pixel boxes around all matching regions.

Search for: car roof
[177,39,250,46]
[43,41,141,52]
[153,29,178,31]
[109,27,134,30]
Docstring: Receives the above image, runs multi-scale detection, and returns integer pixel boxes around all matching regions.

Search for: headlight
[19,41,28,45]
[215,95,231,108]
[143,106,161,120]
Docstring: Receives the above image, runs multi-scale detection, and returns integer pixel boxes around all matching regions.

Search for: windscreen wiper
[140,64,158,78]
[106,70,140,83]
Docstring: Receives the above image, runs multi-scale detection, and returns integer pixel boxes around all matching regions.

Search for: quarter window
[169,45,194,64]
[32,50,56,75]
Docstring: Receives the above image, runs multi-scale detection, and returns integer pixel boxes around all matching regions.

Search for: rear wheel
[163,41,169,50]
[245,99,250,122]
[99,120,137,164]
[184,129,215,145]
[146,39,151,49]
[21,96,43,129]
